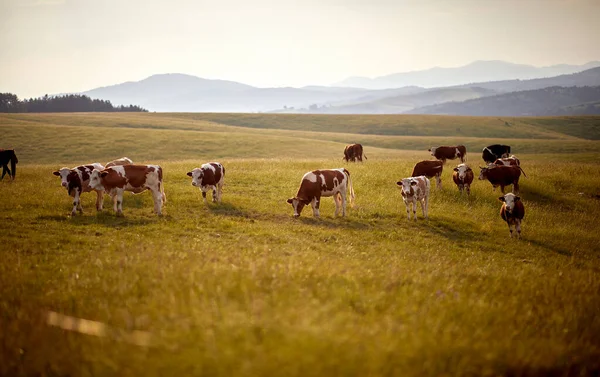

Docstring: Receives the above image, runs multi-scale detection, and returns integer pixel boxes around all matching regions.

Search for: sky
[1,0,599,98]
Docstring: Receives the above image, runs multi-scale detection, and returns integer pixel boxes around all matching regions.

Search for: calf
[478,165,526,194]
[411,160,443,189]
[105,157,133,168]
[343,144,367,162]
[452,164,474,195]
[287,168,355,218]
[482,144,511,163]
[53,163,105,216]
[428,145,467,163]
[499,193,525,238]
[397,175,430,220]
[493,155,520,166]
[187,162,225,204]
[88,164,166,216]
[0,149,18,181]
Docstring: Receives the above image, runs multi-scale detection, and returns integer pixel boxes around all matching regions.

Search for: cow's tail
[363,153,367,160]
[344,168,355,207]
[158,167,166,204]
[517,166,528,178]
[10,151,17,180]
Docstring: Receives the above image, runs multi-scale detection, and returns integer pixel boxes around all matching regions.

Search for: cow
[287,168,355,218]
[411,160,443,189]
[452,164,474,195]
[478,165,527,194]
[482,144,511,164]
[493,155,520,166]
[428,145,467,163]
[88,164,166,216]
[396,175,430,220]
[343,144,367,162]
[53,163,105,216]
[499,193,525,238]
[0,149,18,181]
[105,157,133,168]
[187,162,225,204]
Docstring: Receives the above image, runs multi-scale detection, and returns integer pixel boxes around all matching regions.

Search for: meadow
[1,113,600,376]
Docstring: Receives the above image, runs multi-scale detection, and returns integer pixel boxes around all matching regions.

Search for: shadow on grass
[206,202,255,218]
[37,213,159,228]
[525,238,573,257]
[420,217,481,241]
[297,216,371,230]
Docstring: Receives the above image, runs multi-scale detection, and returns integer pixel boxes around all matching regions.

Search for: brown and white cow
[478,165,527,194]
[287,168,355,218]
[105,157,133,168]
[411,160,443,189]
[88,164,166,216]
[187,162,225,204]
[499,193,525,238]
[452,164,474,195]
[493,155,520,166]
[53,163,105,216]
[397,175,430,220]
[428,145,467,163]
[343,144,367,162]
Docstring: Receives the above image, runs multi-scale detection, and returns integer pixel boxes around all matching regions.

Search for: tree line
[0,93,148,113]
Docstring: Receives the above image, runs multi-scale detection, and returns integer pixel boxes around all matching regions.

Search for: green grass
[1,113,600,376]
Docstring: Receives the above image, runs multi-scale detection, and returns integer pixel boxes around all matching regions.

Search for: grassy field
[1,113,600,376]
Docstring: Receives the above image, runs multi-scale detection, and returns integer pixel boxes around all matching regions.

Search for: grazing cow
[0,149,18,181]
[396,175,430,220]
[88,165,166,216]
[499,193,525,238]
[428,145,467,163]
[482,144,511,163]
[53,163,105,216]
[411,160,443,189]
[187,162,225,204]
[343,144,367,162]
[105,157,133,168]
[478,165,527,194]
[494,155,520,166]
[287,168,355,218]
[452,164,474,195]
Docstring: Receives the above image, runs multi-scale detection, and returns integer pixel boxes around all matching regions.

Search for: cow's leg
[1,164,9,180]
[112,193,118,213]
[201,188,208,204]
[152,189,163,216]
[405,202,411,220]
[466,184,471,195]
[513,182,519,195]
[217,181,223,203]
[422,196,429,219]
[340,190,347,217]
[412,199,418,220]
[212,185,218,203]
[95,190,104,211]
[436,174,442,190]
[71,189,81,216]
[116,190,124,216]
[500,185,506,194]
[515,219,521,238]
[312,197,320,217]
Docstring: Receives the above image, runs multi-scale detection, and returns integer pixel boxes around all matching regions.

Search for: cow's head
[52,167,72,188]
[287,197,309,217]
[397,178,416,197]
[88,169,106,191]
[453,164,472,180]
[478,165,496,180]
[187,168,204,187]
[499,193,520,212]
[428,147,436,157]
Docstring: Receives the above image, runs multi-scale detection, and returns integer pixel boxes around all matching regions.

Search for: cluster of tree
[0,93,147,113]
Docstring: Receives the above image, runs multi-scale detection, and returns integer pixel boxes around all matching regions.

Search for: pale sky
[1,0,599,98]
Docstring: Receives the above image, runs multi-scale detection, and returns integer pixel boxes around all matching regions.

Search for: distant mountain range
[335,60,600,89]
[76,60,600,116]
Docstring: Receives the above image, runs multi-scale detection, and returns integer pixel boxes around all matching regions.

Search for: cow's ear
[52,171,59,176]
[453,167,458,172]
[396,181,402,186]
[411,181,417,186]
[100,171,109,177]
[427,148,431,152]
[498,196,506,202]
[515,196,521,201]
[287,198,294,204]
[187,172,192,177]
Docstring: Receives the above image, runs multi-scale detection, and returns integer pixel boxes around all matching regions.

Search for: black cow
[0,149,18,181]
[482,144,511,164]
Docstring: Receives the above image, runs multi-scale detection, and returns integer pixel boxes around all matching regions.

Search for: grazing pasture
[1,113,600,376]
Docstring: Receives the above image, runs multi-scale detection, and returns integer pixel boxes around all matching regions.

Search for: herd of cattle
[1,143,526,238]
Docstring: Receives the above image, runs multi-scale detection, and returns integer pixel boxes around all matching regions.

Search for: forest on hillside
[0,93,147,113]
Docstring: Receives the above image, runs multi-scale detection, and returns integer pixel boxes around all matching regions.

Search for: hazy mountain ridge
[335,60,600,89]
[405,86,600,116]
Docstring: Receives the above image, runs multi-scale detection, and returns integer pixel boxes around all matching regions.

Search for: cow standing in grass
[397,175,430,220]
[53,163,105,216]
[0,149,18,181]
[494,155,520,166]
[499,193,525,238]
[187,162,225,204]
[428,145,467,163]
[478,165,526,194]
[287,168,354,218]
[411,160,443,189]
[89,164,165,216]
[452,164,474,195]
[343,144,367,162]
[482,144,511,164]
[105,157,133,168]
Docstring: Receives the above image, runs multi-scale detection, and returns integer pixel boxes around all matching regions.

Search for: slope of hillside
[406,86,600,118]
[336,60,600,89]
